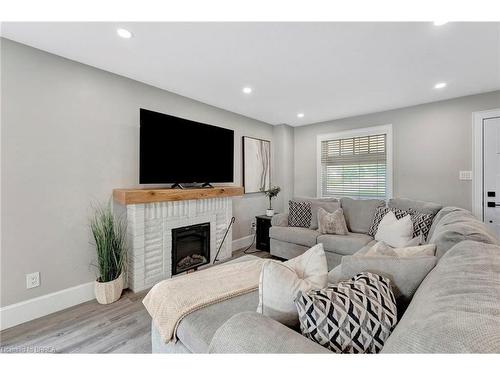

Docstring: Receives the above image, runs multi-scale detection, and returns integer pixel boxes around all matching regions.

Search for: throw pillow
[317,207,348,235]
[309,201,340,230]
[375,211,413,248]
[392,244,436,257]
[362,241,436,258]
[363,241,398,257]
[368,207,408,237]
[407,208,434,240]
[257,243,328,327]
[288,200,312,228]
[369,207,434,240]
[295,272,397,354]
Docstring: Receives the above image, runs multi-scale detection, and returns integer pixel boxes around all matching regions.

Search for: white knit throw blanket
[143,258,266,343]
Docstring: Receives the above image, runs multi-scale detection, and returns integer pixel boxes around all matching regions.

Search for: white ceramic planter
[94,273,124,304]
[266,209,275,217]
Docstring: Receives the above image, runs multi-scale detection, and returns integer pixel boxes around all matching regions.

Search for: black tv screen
[140,109,234,184]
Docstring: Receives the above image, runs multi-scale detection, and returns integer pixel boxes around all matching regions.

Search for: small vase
[266,209,275,217]
[94,273,124,304]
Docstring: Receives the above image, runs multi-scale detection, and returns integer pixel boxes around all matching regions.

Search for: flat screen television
[139,108,234,185]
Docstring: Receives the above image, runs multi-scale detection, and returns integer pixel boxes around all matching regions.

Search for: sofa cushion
[428,208,498,258]
[270,239,309,260]
[257,244,327,327]
[317,232,373,255]
[270,212,288,227]
[339,254,437,310]
[269,226,320,247]
[176,290,258,353]
[381,240,500,353]
[174,255,260,353]
[340,197,385,234]
[209,312,331,353]
[327,264,342,284]
[427,206,463,240]
[388,197,442,216]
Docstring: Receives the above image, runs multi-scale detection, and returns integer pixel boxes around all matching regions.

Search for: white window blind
[320,134,387,199]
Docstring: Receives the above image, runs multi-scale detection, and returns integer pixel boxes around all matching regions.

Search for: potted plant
[90,202,127,304]
[261,186,281,216]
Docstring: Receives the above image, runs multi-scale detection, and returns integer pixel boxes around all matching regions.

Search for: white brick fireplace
[113,187,242,292]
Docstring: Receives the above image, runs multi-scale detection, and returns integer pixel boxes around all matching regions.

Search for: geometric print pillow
[288,200,312,228]
[407,208,434,241]
[295,272,397,354]
[368,207,434,241]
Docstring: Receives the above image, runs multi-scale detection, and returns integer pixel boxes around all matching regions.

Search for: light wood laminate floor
[0,247,273,353]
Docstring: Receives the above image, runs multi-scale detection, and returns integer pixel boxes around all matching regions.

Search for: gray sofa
[270,197,443,269]
[152,198,500,353]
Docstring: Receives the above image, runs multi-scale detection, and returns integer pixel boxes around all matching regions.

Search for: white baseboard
[0,282,95,331]
[232,234,255,252]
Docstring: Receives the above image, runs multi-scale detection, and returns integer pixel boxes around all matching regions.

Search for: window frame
[316,124,393,199]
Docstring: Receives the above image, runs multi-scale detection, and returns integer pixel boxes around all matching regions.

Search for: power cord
[243,233,259,254]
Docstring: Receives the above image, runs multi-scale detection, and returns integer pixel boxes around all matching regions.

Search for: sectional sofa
[151,198,500,353]
[269,197,442,269]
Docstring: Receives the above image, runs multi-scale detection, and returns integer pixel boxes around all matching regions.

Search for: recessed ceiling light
[434,82,447,89]
[297,113,305,118]
[116,28,133,39]
[433,21,448,26]
[242,87,252,94]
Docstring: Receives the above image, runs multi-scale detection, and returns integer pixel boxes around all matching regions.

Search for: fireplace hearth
[172,222,210,275]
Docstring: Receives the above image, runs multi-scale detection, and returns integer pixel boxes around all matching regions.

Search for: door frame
[472,108,500,220]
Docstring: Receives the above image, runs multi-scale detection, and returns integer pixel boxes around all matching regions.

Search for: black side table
[256,215,274,252]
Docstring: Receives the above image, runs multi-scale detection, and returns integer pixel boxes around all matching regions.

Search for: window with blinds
[320,133,387,199]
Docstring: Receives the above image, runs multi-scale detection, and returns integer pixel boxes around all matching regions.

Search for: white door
[483,117,500,238]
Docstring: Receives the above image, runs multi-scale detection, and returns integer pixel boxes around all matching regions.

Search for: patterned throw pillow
[407,208,434,240]
[368,207,434,240]
[317,207,348,235]
[288,200,312,228]
[295,272,397,354]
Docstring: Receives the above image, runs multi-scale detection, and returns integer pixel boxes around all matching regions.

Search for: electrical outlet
[26,272,40,289]
[251,221,256,233]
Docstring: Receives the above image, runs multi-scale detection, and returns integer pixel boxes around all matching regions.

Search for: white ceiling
[2,22,500,126]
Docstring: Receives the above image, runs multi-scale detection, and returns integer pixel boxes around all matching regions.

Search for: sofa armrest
[208,312,331,353]
[327,264,342,284]
[271,213,289,227]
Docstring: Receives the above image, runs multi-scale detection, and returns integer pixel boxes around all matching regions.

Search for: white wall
[294,91,500,209]
[1,38,275,307]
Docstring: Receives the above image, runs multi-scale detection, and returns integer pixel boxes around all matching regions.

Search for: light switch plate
[26,272,40,289]
[459,171,472,180]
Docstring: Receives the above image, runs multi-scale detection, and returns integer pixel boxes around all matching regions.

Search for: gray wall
[2,37,499,309]
[1,39,275,306]
[272,124,295,212]
[294,91,500,209]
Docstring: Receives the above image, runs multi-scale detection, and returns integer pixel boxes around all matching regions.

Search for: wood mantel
[113,186,244,205]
